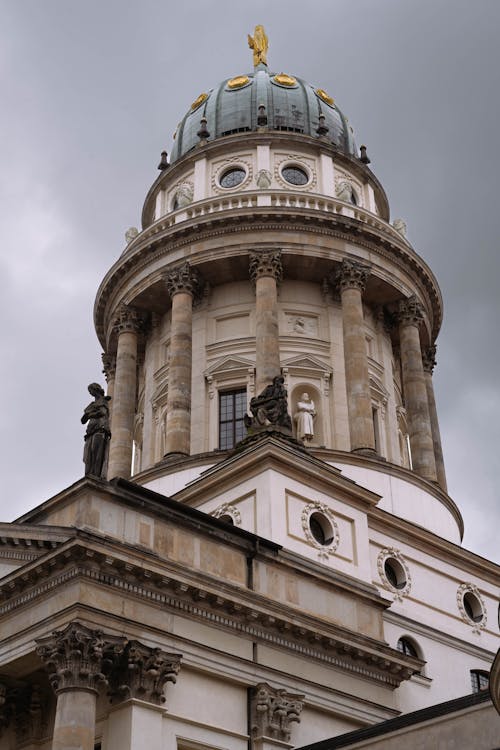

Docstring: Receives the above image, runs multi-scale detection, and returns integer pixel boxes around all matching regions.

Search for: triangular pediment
[204,355,254,378]
[281,354,333,374]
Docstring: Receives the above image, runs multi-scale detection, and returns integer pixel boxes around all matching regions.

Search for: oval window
[384,557,407,590]
[281,166,308,186]
[219,167,246,189]
[309,512,334,546]
[463,592,484,623]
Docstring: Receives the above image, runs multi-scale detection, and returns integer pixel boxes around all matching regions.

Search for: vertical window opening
[219,389,247,450]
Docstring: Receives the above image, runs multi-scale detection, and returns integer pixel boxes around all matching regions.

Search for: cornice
[94,204,442,348]
[0,539,420,688]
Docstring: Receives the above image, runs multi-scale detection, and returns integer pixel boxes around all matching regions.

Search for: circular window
[384,558,407,590]
[309,512,334,546]
[463,592,484,623]
[218,514,234,525]
[219,167,246,189]
[281,166,309,186]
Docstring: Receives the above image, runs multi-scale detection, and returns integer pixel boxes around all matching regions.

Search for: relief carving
[249,249,283,283]
[337,258,371,293]
[251,682,304,743]
[108,642,181,705]
[165,261,204,299]
[397,295,424,327]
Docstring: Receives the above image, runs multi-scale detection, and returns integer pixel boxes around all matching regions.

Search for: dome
[170,64,358,163]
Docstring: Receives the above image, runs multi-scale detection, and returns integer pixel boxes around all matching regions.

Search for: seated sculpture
[244,376,293,433]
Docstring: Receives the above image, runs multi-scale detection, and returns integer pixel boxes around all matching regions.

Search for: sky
[1,1,499,563]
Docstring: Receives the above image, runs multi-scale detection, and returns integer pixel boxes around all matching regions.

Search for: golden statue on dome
[248,25,268,67]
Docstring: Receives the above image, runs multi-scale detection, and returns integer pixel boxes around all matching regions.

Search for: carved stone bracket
[249,250,283,284]
[251,682,304,743]
[102,352,116,381]
[422,344,437,373]
[108,642,182,705]
[336,258,371,292]
[115,305,144,335]
[36,622,126,695]
[164,261,203,300]
[398,295,424,327]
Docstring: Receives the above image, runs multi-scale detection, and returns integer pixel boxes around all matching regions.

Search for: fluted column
[36,622,125,750]
[423,345,447,491]
[164,262,202,455]
[107,306,141,479]
[249,250,282,394]
[398,297,437,481]
[338,259,376,453]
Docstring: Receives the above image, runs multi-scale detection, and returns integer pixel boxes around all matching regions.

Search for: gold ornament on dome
[316,88,334,106]
[227,75,250,89]
[191,92,208,111]
[248,24,268,67]
[274,73,297,87]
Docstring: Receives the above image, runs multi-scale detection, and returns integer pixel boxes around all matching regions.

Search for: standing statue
[248,25,269,67]
[294,393,316,441]
[81,383,111,478]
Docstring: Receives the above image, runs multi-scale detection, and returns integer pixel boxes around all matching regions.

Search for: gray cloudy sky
[1,1,499,563]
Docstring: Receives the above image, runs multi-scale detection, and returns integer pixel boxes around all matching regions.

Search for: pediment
[281,354,333,374]
[204,355,255,379]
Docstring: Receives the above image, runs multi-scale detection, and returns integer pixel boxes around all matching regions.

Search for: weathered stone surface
[251,682,304,742]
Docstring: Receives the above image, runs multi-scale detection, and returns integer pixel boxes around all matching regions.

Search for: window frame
[218,387,247,450]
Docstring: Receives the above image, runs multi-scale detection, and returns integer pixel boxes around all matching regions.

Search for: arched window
[470,669,489,693]
[397,637,419,658]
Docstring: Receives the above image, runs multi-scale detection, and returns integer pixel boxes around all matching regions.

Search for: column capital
[249,249,283,284]
[109,642,182,705]
[36,622,126,695]
[422,344,437,373]
[164,261,203,299]
[115,305,143,335]
[251,683,304,743]
[337,258,371,292]
[101,352,116,381]
[397,295,424,327]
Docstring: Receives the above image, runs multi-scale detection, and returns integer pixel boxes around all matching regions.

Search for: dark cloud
[1,1,499,562]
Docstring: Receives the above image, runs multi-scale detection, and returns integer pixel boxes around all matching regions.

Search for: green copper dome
[170,66,358,163]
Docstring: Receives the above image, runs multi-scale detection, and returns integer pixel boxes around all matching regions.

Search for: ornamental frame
[456,582,487,634]
[301,501,340,560]
[274,153,317,191]
[377,547,412,602]
[212,155,253,194]
[212,502,242,526]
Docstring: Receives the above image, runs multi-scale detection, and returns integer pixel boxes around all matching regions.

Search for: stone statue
[244,376,292,432]
[392,218,407,237]
[294,393,316,441]
[125,227,139,244]
[256,169,272,189]
[336,180,353,203]
[248,25,268,67]
[81,383,111,478]
[174,182,194,209]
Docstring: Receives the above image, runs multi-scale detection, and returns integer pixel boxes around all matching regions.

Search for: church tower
[0,27,498,750]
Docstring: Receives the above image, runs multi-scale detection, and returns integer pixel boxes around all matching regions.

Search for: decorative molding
[274,154,317,191]
[398,295,424,327]
[301,501,340,561]
[108,641,181,705]
[377,548,412,603]
[249,249,283,284]
[422,345,437,374]
[251,682,304,742]
[337,258,371,293]
[164,261,204,300]
[456,583,487,634]
[212,155,253,194]
[211,503,242,526]
[115,305,143,335]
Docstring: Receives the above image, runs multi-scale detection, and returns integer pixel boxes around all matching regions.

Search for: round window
[218,514,234,525]
[384,558,407,590]
[463,592,484,623]
[309,512,334,546]
[219,167,246,189]
[281,166,309,186]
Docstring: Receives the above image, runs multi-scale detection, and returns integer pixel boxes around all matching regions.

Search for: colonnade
[103,253,446,491]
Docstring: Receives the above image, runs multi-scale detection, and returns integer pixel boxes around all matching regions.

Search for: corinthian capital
[337,258,371,292]
[422,344,437,373]
[109,642,182,705]
[101,352,116,381]
[251,683,304,743]
[115,305,143,335]
[398,295,424,327]
[165,261,203,299]
[36,622,125,695]
[249,250,283,284]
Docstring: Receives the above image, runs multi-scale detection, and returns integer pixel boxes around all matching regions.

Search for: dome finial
[248,25,268,68]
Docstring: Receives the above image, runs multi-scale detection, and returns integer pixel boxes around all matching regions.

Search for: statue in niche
[336,180,353,203]
[244,376,292,432]
[81,383,111,478]
[294,393,316,441]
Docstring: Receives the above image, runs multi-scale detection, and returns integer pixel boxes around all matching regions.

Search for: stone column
[250,683,304,750]
[423,345,447,491]
[102,352,116,432]
[397,297,437,482]
[164,262,202,456]
[338,259,376,453]
[249,250,282,394]
[107,306,142,479]
[36,622,125,750]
